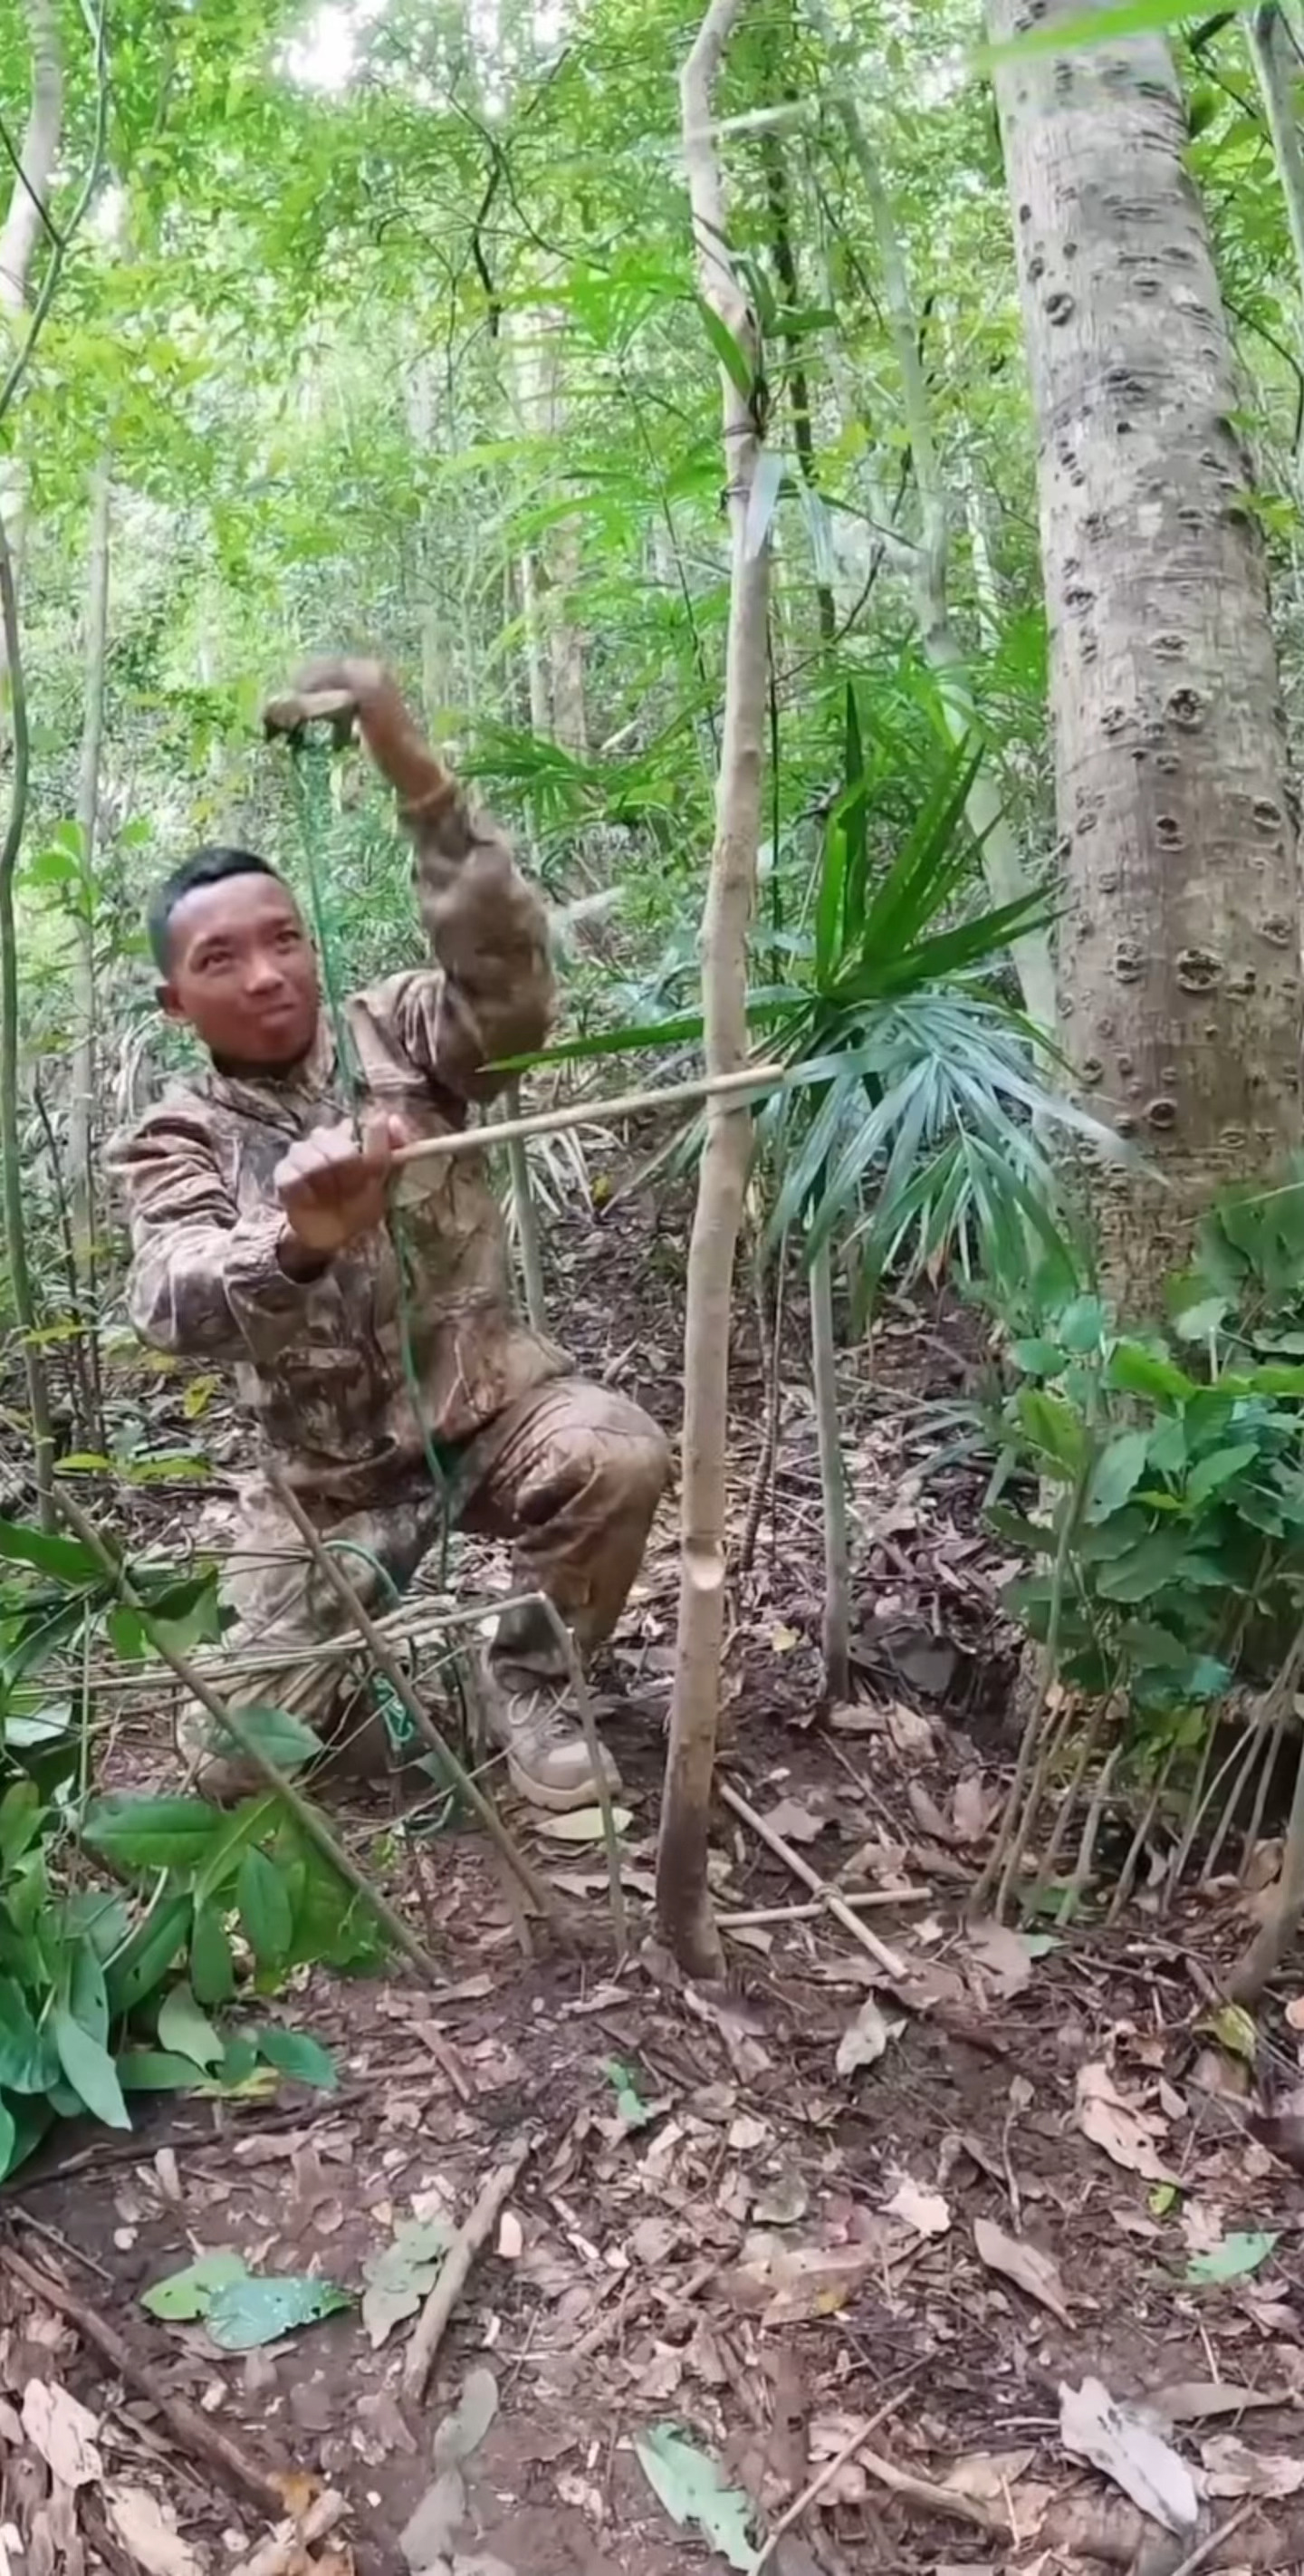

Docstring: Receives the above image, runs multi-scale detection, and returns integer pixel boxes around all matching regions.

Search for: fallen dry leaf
[943,2447,1033,2502]
[886,1702,935,1756]
[884,2177,951,2237]
[951,1774,994,1845]
[965,1918,1034,1998]
[760,1797,827,1844]
[496,2212,523,2260]
[973,2217,1071,2328]
[836,1997,900,2078]
[1076,2062,1175,2183]
[1156,2380,1295,2425]
[106,2485,206,2576]
[1201,2435,1304,2498]
[906,1781,954,1842]
[724,2241,894,2327]
[22,2379,102,2488]
[1060,2378,1197,2536]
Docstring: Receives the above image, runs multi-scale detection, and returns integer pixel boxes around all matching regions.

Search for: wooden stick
[718,1889,932,1928]
[266,1469,561,1929]
[393,1060,787,1172]
[752,2386,909,2573]
[1165,2502,1258,2576]
[717,1781,906,1977]
[402,2135,532,2399]
[229,2492,349,2576]
[0,2240,287,2517]
[856,2441,1009,2537]
[53,1488,443,1985]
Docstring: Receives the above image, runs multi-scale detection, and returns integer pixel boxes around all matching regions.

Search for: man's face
[160,872,321,1070]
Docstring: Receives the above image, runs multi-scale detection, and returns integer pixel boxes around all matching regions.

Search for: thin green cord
[288,741,457,1591]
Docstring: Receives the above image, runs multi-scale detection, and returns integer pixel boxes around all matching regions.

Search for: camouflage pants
[180,1375,670,1794]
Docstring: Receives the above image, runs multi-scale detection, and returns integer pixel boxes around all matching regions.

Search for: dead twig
[717,1780,906,1976]
[402,2133,532,2399]
[0,2239,287,2516]
[751,2385,909,2574]
[1165,2501,1258,2576]
[266,1468,561,1930]
[53,1487,443,1985]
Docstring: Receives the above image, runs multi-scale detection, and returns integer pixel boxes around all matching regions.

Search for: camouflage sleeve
[109,1110,323,1362]
[363,775,555,1107]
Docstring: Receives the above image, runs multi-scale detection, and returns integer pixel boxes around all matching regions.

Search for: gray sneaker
[479,1654,622,1813]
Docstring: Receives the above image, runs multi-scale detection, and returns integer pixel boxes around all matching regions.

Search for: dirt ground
[5,1191,1304,2576]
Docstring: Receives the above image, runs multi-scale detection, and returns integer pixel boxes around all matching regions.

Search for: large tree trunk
[989,0,1302,1305]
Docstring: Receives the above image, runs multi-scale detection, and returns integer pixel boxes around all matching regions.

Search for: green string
[287,736,459,1594]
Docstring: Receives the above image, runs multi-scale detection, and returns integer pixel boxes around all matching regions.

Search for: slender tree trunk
[810,1235,850,1699]
[989,0,1302,1303]
[0,0,61,698]
[1248,4,1304,439]
[0,522,54,1516]
[657,0,772,1978]
[69,458,110,1287]
[808,0,1056,1039]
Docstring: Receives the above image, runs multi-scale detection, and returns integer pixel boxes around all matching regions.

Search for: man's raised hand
[275,1113,410,1264]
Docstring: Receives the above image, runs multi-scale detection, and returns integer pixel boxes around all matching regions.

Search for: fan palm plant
[520,686,1119,1697]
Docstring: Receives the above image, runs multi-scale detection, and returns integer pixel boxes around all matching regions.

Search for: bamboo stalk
[53,1487,444,1985]
[393,1059,787,1172]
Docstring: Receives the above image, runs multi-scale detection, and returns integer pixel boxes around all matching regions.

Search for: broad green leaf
[255,2027,338,2091]
[1015,1388,1087,1476]
[237,1849,292,1966]
[1087,1431,1150,1521]
[0,1519,100,1583]
[1010,1337,1065,1377]
[225,1706,324,1773]
[190,1905,236,2004]
[105,1893,194,2016]
[157,1982,224,2070]
[0,2097,51,2179]
[206,2272,352,2350]
[634,2425,758,2571]
[194,1794,283,1904]
[1185,2231,1278,2285]
[141,2248,248,2320]
[0,1979,44,2092]
[119,2052,209,2091]
[979,0,1216,68]
[0,1782,44,1867]
[1185,1443,1260,1510]
[1059,1294,1107,1352]
[70,1942,110,2044]
[1108,1343,1195,1406]
[53,2008,131,2130]
[83,1796,225,1872]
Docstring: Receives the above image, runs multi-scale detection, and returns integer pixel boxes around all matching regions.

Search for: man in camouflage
[109,655,670,1811]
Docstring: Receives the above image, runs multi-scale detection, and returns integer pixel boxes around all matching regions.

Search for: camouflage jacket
[109,778,569,1500]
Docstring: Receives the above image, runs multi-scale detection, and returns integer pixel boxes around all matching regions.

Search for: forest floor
[5,1185,1304,2576]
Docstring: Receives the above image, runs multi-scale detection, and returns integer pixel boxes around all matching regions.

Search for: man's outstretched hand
[275,1113,411,1267]
[262,656,448,807]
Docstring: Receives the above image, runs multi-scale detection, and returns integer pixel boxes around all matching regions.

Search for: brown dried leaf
[973,2218,1072,2327]
[105,2486,206,2576]
[943,2447,1033,2501]
[884,2177,951,2237]
[886,1703,935,1756]
[1076,2062,1175,2182]
[1201,2436,1304,2498]
[1060,2378,1198,2536]
[951,1775,994,1845]
[22,2381,102,2488]
[965,1918,1034,1998]
[1156,2381,1296,2425]
[760,1799,827,1845]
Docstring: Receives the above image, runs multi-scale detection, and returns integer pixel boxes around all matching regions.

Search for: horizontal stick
[394,1060,788,1171]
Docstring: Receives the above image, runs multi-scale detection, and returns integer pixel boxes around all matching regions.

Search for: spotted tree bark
[989,0,1302,1304]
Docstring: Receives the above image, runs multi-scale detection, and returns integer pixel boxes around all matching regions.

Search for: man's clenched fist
[275,1113,410,1267]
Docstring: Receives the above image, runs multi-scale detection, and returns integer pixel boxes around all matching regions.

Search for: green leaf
[237,1849,292,1966]
[118,2052,208,2091]
[0,1782,44,1867]
[141,2248,248,2321]
[0,1979,45,2091]
[1185,2231,1278,2285]
[1059,1295,1107,1353]
[53,2008,131,2130]
[206,2272,352,2350]
[190,1905,236,2004]
[1088,1431,1150,1522]
[1185,1442,1260,1509]
[225,1706,323,1773]
[194,1794,283,1904]
[1171,1295,1229,1343]
[634,2425,758,2571]
[1095,1534,1199,1603]
[255,2027,338,2091]
[82,1796,225,1873]
[1015,1388,1087,1476]
[70,1942,110,2045]
[603,2056,652,2129]
[105,1893,194,2016]
[696,297,755,398]
[1108,1343,1195,1406]
[157,1982,224,2070]
[0,2096,52,2178]
[1010,1337,1065,1377]
[0,1519,100,1583]
[979,0,1212,69]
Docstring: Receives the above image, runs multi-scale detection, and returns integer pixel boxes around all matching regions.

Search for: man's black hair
[148,846,283,974]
